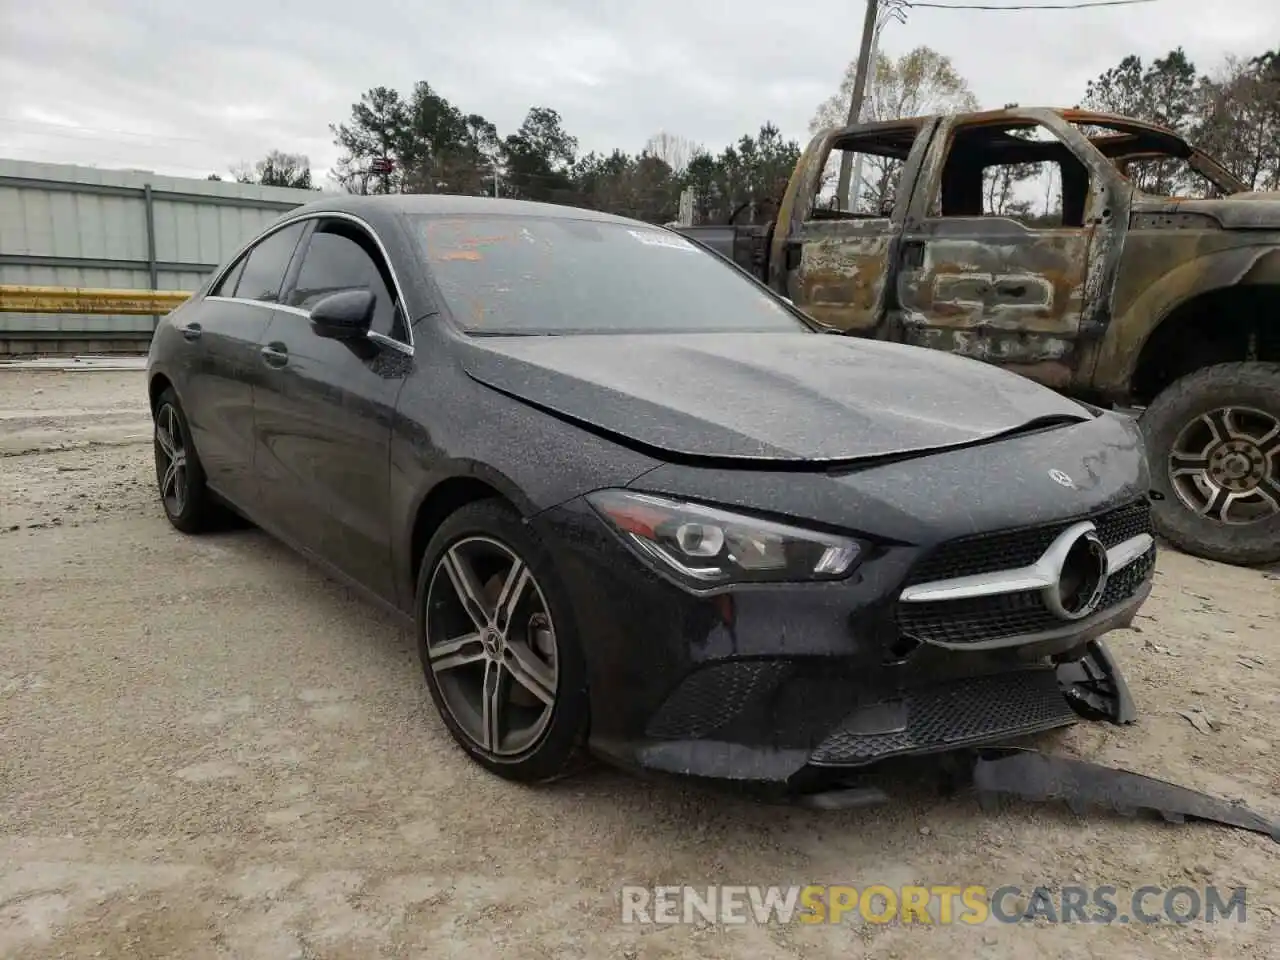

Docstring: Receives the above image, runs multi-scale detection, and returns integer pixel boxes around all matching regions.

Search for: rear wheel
[153,388,218,534]
[1140,362,1280,565]
[415,499,589,782]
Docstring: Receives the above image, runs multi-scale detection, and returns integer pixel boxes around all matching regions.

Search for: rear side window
[288,227,403,340]
[235,222,306,303]
[209,256,246,297]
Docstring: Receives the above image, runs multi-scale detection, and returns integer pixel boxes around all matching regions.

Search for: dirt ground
[1,366,1277,960]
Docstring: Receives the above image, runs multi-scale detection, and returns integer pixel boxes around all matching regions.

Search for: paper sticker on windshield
[628,229,696,251]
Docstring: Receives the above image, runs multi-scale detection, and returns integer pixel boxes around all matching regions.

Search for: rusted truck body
[675,107,1280,566]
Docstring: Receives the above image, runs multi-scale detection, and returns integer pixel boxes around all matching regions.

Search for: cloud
[1,0,1275,181]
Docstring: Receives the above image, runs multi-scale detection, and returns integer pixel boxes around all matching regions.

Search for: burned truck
[675,107,1280,566]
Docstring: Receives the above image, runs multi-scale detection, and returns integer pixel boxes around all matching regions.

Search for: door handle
[181,322,202,341]
[260,343,288,368]
[900,240,926,269]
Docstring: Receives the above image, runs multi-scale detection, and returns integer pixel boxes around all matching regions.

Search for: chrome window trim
[206,296,310,318]
[899,525,1154,604]
[367,331,415,356]
[203,210,414,352]
[205,296,416,356]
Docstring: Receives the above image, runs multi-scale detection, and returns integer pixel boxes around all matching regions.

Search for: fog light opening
[886,634,922,661]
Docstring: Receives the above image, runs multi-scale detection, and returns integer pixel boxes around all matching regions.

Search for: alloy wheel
[1168,405,1280,525]
[424,536,560,757]
[154,403,189,517]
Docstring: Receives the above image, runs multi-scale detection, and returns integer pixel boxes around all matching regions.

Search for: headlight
[586,489,863,588]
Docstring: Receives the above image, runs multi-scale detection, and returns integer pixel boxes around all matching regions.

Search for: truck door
[894,112,1109,388]
[774,120,935,334]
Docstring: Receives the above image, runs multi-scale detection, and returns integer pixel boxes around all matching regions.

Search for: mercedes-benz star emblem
[1044,527,1110,620]
[1048,469,1074,488]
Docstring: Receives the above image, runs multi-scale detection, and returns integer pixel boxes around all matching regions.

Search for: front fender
[1090,245,1280,396]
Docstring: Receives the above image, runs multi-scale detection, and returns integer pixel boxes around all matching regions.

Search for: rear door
[777,121,933,333]
[894,113,1104,385]
[253,217,412,599]
[180,220,307,506]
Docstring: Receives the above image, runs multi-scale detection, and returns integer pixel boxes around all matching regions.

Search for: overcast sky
[1,0,1276,188]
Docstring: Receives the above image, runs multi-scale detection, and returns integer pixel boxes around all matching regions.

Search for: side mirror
[310,289,375,340]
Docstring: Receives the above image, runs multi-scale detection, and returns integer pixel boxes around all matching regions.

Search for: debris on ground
[1177,706,1217,734]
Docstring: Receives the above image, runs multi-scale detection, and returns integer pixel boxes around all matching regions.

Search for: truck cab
[677,107,1280,566]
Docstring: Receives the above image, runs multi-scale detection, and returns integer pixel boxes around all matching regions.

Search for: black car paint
[457,332,1094,462]
[253,314,413,600]
[529,411,1150,774]
[175,298,276,508]
[148,194,1153,787]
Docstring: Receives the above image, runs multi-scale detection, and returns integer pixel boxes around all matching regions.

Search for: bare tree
[234,150,315,189]
[643,131,698,175]
[810,46,978,212]
[810,45,979,133]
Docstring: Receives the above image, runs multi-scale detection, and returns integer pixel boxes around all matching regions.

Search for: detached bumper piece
[788,748,1279,842]
[971,748,1280,843]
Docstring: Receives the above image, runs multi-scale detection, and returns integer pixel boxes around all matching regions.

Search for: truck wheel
[1139,362,1280,566]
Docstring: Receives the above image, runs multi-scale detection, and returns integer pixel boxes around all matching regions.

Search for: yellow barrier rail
[0,284,191,315]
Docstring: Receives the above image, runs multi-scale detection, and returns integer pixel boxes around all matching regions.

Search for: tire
[152,387,218,534]
[415,499,590,782]
[1139,362,1280,566]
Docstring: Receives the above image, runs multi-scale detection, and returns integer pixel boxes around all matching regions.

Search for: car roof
[286,193,648,227]
[828,106,1186,144]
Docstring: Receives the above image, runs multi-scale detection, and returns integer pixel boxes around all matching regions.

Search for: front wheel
[415,499,590,782]
[1139,362,1280,566]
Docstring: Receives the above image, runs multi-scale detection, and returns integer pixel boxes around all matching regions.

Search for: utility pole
[847,20,882,213]
[836,0,880,211]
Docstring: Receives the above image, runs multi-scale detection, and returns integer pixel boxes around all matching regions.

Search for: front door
[779,121,934,334]
[253,218,412,600]
[895,114,1103,386]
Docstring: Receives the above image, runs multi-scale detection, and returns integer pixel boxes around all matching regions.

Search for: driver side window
[287,224,405,341]
[928,122,1090,229]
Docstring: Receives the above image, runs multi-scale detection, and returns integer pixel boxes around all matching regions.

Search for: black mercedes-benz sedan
[145,194,1156,790]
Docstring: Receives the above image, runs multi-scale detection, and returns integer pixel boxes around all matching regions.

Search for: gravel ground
[1,367,1278,959]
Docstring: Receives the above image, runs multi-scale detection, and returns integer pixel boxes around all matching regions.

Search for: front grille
[810,668,1075,765]
[1100,543,1157,607]
[898,589,1058,646]
[905,499,1152,586]
[897,546,1154,645]
[897,499,1154,647]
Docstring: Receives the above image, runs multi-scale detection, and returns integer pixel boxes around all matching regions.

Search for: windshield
[1069,120,1248,197]
[409,214,811,335]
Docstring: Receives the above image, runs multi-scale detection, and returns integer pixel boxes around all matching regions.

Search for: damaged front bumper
[627,633,1138,786]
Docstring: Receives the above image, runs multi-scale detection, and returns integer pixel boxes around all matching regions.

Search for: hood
[1141,193,1280,230]
[458,332,1091,463]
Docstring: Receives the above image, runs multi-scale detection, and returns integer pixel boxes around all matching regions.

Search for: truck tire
[1139,362,1280,566]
